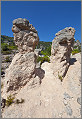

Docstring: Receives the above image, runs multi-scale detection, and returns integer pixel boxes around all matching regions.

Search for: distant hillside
[1,35,14,43]
[1,35,81,51]
[36,41,52,50]
[1,35,52,51]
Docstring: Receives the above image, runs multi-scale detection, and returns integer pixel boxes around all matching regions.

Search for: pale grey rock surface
[51,27,75,78]
[12,18,39,53]
[1,25,81,118]
[3,52,36,93]
[2,18,40,97]
[2,53,81,118]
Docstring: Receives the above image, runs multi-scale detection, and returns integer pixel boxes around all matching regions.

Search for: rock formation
[2,53,81,118]
[12,18,39,53]
[1,24,81,118]
[51,27,75,78]
[3,18,39,94]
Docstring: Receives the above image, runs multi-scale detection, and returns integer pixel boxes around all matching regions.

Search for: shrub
[6,95,15,106]
[73,46,78,49]
[5,56,11,62]
[41,46,51,56]
[1,82,4,88]
[1,43,17,55]
[1,43,9,51]
[41,51,47,56]
[8,45,17,50]
[37,55,50,65]
[58,72,63,82]
[72,49,80,55]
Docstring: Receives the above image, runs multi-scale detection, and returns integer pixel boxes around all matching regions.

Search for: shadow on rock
[35,68,45,84]
[69,58,77,65]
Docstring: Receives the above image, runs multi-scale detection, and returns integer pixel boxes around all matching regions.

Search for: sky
[1,1,81,42]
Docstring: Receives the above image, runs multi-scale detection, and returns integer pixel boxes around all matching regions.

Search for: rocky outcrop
[51,27,75,78]
[3,18,39,94]
[2,53,81,118]
[12,18,39,53]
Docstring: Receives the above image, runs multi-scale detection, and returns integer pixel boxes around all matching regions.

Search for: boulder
[51,27,75,78]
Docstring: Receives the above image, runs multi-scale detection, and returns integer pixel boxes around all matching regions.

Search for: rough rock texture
[12,18,39,53]
[2,18,39,96]
[3,52,36,92]
[51,27,75,78]
[2,53,81,118]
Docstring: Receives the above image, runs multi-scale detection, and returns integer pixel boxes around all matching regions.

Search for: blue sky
[1,1,81,42]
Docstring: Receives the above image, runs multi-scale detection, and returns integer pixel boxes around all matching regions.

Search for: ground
[1,53,81,118]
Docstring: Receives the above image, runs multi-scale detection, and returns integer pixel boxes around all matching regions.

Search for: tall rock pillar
[51,27,75,78]
[3,18,39,93]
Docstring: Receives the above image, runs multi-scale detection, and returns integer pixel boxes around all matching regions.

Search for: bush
[6,95,15,106]
[41,46,51,56]
[1,43,17,55]
[58,72,63,82]
[37,55,50,65]
[72,49,80,55]
[1,82,4,88]
[73,46,78,49]
[5,56,11,62]
[1,43,9,51]
[8,45,17,50]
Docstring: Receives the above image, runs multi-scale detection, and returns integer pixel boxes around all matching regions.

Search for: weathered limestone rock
[12,18,39,53]
[51,27,75,78]
[4,52,37,92]
[3,18,39,93]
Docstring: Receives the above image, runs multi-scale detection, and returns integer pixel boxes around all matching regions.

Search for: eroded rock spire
[12,18,39,53]
[3,18,39,96]
[51,27,75,78]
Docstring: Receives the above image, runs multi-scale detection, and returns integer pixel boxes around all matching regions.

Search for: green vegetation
[1,43,17,52]
[41,46,51,56]
[15,98,25,104]
[1,43,9,51]
[1,35,17,55]
[1,35,14,43]
[5,56,11,62]
[72,49,81,55]
[58,72,63,82]
[1,82,4,88]
[36,41,52,50]
[37,55,50,65]
[37,43,51,65]
[6,95,15,106]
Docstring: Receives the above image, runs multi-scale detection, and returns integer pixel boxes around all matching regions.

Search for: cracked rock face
[51,27,75,78]
[12,18,39,53]
[3,18,39,95]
